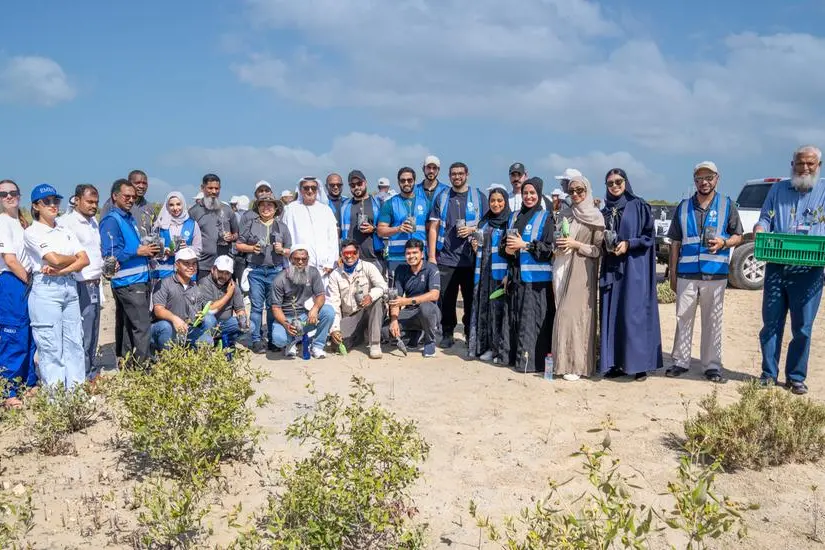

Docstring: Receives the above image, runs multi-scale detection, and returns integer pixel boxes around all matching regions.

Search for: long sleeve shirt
[99,207,140,264]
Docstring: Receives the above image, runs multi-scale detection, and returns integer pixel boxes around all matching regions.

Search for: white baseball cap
[424,155,441,168]
[693,161,719,174]
[255,180,272,191]
[280,189,294,198]
[551,188,562,196]
[554,168,582,181]
[377,177,390,188]
[175,247,198,262]
[236,195,250,210]
[213,255,234,273]
[229,195,239,204]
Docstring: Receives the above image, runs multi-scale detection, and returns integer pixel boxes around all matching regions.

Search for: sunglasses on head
[606,178,624,188]
[0,190,20,199]
[40,197,62,207]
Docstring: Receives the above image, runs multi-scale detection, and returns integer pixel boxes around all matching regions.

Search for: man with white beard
[270,245,334,358]
[189,174,239,281]
[755,145,825,395]
[281,177,339,288]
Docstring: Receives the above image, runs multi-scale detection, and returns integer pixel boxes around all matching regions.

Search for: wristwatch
[411,298,417,306]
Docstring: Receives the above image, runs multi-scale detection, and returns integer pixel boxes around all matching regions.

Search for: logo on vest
[417,205,423,212]
[184,231,190,237]
[708,210,718,222]
[525,224,532,232]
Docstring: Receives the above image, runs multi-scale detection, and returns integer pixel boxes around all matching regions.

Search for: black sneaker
[704,369,723,383]
[438,335,455,349]
[251,341,267,354]
[634,372,648,381]
[604,367,625,379]
[786,381,808,395]
[665,366,689,377]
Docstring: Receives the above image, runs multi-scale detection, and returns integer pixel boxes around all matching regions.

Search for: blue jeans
[150,313,218,352]
[28,274,85,389]
[248,265,281,344]
[270,304,335,349]
[759,264,824,383]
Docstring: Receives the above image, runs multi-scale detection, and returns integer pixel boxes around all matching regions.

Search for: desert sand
[2,279,824,549]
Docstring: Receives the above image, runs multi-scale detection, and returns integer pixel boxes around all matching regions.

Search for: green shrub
[471,424,755,550]
[235,376,429,550]
[0,486,34,549]
[28,382,97,455]
[132,476,210,548]
[110,343,266,483]
[684,382,825,470]
[657,281,676,304]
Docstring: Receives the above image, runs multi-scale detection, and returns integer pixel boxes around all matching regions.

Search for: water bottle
[301,333,311,360]
[544,354,554,381]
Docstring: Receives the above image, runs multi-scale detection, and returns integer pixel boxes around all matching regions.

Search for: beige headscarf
[566,175,605,228]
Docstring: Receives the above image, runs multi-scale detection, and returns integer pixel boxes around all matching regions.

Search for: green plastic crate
[753,232,825,267]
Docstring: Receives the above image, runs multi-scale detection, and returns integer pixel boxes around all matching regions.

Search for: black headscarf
[603,168,638,211]
[479,186,511,229]
[514,177,545,232]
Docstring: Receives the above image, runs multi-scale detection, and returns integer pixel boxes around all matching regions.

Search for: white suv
[726,178,787,290]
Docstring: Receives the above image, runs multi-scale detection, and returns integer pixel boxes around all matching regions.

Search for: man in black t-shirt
[389,239,441,357]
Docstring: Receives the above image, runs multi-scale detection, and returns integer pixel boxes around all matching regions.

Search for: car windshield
[736,183,774,209]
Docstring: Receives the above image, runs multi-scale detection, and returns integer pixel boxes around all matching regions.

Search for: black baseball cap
[348,170,366,183]
[509,162,526,175]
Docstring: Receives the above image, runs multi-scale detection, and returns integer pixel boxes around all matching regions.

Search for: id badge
[89,284,100,304]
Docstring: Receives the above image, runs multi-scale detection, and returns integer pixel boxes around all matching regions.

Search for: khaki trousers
[670,277,727,372]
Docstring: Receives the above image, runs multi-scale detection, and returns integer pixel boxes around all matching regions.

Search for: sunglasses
[40,197,62,207]
[291,256,309,263]
[348,180,364,187]
[301,186,318,192]
[569,188,587,196]
[399,177,414,183]
[606,178,624,188]
[0,190,20,199]
[341,249,359,257]
[694,175,715,184]
[327,182,343,188]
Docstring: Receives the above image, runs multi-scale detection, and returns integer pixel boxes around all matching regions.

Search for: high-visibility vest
[677,193,731,276]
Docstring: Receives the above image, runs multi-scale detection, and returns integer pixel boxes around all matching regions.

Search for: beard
[287,265,309,286]
[791,167,820,192]
[203,196,222,211]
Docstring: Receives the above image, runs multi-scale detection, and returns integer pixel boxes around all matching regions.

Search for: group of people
[0,145,822,408]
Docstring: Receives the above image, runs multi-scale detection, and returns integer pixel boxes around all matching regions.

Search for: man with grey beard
[189,173,239,280]
[755,145,825,395]
[270,245,335,359]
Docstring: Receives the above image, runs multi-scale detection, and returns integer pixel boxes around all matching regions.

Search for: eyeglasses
[693,175,716,184]
[120,193,136,202]
[0,190,20,199]
[606,178,624,188]
[399,177,414,183]
[327,182,343,188]
[569,188,587,196]
[40,197,62,207]
[301,186,318,193]
[291,256,309,264]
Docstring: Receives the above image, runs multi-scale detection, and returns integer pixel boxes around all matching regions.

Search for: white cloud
[538,151,666,198]
[161,132,430,193]
[233,1,825,155]
[146,177,200,206]
[0,55,76,106]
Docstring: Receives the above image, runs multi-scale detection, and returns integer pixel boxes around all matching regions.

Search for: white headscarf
[295,177,329,205]
[154,191,190,230]
[566,175,605,228]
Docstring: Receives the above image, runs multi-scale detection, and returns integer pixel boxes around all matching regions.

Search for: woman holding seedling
[152,191,202,280]
[24,184,90,390]
[598,168,663,381]
[0,179,37,408]
[551,175,604,381]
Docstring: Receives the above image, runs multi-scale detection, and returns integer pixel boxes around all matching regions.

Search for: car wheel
[728,241,765,290]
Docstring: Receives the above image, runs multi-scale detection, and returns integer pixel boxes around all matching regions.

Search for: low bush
[470,423,755,550]
[684,382,825,470]
[0,485,34,549]
[132,476,210,548]
[110,343,266,483]
[657,281,676,304]
[234,376,430,550]
[28,382,97,455]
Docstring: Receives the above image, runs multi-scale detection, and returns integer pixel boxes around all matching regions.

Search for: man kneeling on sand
[327,239,387,358]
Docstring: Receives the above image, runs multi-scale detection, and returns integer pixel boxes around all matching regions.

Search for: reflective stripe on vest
[677,193,731,276]
[153,219,196,279]
[102,210,149,288]
[436,188,483,251]
[474,224,506,283]
[508,211,552,283]
[386,189,429,261]
[340,197,385,253]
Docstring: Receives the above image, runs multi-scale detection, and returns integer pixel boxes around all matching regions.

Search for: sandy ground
[2,279,825,549]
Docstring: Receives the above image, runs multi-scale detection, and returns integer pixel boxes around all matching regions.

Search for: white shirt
[57,210,103,281]
[281,200,340,273]
[326,261,388,332]
[0,214,33,274]
[24,220,83,274]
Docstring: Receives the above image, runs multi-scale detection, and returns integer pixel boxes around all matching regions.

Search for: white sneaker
[369,345,383,359]
[311,346,326,359]
[285,343,297,358]
[479,351,494,362]
[562,373,580,381]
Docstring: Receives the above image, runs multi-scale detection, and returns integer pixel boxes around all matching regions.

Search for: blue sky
[2,0,825,204]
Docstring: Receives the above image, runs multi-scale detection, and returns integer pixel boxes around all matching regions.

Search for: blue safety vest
[474,222,506,283]
[507,210,552,283]
[435,188,484,251]
[416,181,449,214]
[677,193,731,276]
[101,209,149,289]
[153,219,197,280]
[340,197,385,253]
[385,189,429,262]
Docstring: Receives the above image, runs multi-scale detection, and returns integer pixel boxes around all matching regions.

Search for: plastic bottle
[544,354,554,380]
[301,333,311,360]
